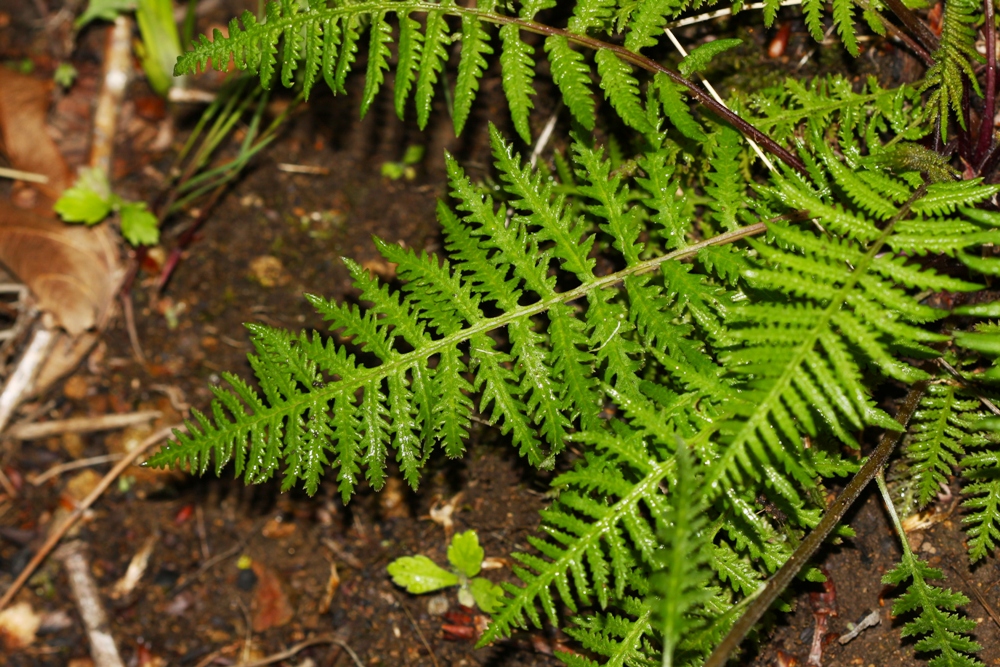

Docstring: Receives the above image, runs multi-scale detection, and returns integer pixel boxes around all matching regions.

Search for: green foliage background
[148,1,1000,664]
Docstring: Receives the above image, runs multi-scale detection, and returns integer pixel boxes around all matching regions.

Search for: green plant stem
[876,467,915,561]
[702,381,928,667]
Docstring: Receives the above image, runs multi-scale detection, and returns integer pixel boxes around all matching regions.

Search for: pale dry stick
[90,16,132,175]
[0,166,49,184]
[529,105,562,169]
[168,87,218,104]
[7,410,162,441]
[937,358,1000,416]
[277,163,331,175]
[237,633,364,667]
[0,327,56,438]
[0,467,15,500]
[664,28,777,173]
[837,609,881,645]
[29,453,125,486]
[55,540,126,667]
[666,0,803,28]
[0,423,183,612]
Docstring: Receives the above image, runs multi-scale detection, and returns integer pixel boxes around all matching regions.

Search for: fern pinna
[151,0,1000,663]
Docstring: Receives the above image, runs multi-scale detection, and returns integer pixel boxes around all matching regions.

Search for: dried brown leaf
[0,68,70,200]
[0,207,121,335]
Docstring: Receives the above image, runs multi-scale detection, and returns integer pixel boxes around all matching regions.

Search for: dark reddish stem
[976,0,997,170]
[882,0,941,53]
[467,11,808,175]
[155,181,230,292]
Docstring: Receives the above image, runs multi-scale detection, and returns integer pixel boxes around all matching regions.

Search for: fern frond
[923,0,984,137]
[652,444,713,667]
[882,556,983,667]
[416,10,451,130]
[903,383,982,509]
[453,7,493,134]
[545,35,596,131]
[595,49,653,135]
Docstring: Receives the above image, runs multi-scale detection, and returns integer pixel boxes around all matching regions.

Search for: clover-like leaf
[387,555,459,594]
[54,168,114,225]
[119,202,159,246]
[469,577,504,614]
[448,530,484,579]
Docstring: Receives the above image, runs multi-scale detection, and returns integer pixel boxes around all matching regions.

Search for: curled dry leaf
[0,69,70,200]
[0,68,122,338]
[0,208,121,335]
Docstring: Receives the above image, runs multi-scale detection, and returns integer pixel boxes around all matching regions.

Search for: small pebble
[236,567,258,591]
[427,594,449,616]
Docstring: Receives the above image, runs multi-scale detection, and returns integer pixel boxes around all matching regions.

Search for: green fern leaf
[654,74,707,142]
[545,35,596,131]
[416,10,451,130]
[567,0,616,33]
[652,444,713,667]
[923,0,983,136]
[394,11,424,120]
[499,24,537,143]
[678,39,742,78]
[831,0,859,56]
[360,12,393,118]
[625,0,679,52]
[595,49,653,134]
[333,14,360,95]
[453,8,493,135]
[883,556,983,666]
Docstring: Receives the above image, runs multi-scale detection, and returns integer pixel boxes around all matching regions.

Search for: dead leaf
[0,68,70,200]
[251,562,294,632]
[0,207,121,335]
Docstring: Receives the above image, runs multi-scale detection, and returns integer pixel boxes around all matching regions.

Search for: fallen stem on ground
[703,381,928,667]
[0,423,184,611]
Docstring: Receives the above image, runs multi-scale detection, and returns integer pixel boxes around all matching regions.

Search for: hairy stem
[703,381,928,667]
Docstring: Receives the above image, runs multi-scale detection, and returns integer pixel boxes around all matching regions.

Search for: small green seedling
[387,530,503,613]
[380,145,425,181]
[55,167,159,246]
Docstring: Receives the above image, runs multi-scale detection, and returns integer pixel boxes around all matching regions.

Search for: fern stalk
[704,382,928,667]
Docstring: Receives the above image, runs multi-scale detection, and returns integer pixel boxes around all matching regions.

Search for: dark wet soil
[2,2,1000,667]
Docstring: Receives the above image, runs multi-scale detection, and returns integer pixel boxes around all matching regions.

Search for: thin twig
[0,167,49,184]
[0,424,183,611]
[948,564,1000,632]
[7,410,162,441]
[55,540,126,667]
[392,592,440,667]
[29,453,125,486]
[237,633,364,667]
[0,327,56,436]
[936,358,1000,416]
[0,467,16,499]
[665,0,803,28]
[703,382,928,667]
[664,28,775,172]
[881,0,941,54]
